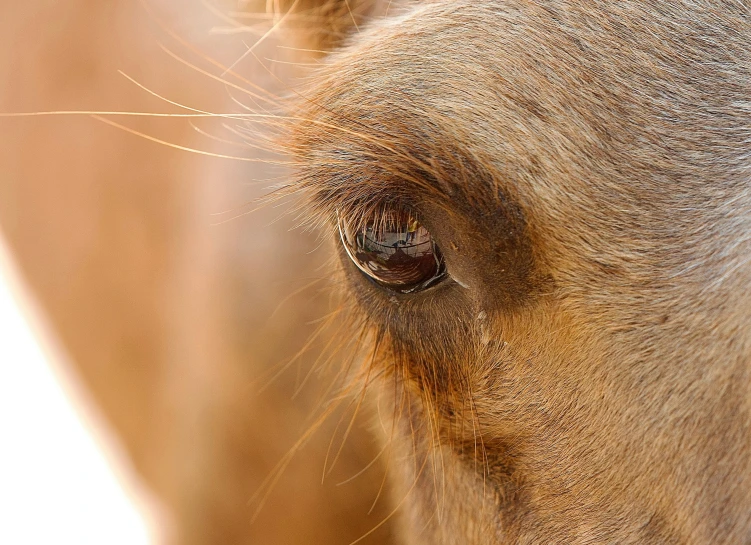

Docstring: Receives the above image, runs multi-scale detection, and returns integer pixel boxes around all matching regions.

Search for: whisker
[335,439,390,486]
[367,363,405,515]
[343,0,361,34]
[0,111,225,118]
[156,42,281,107]
[222,0,302,76]
[90,115,291,164]
[276,44,330,55]
[138,0,281,103]
[292,320,349,399]
[187,120,258,149]
[255,310,338,393]
[325,335,381,476]
[247,394,345,524]
[349,445,432,545]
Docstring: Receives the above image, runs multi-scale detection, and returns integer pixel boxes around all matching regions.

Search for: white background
[0,235,159,545]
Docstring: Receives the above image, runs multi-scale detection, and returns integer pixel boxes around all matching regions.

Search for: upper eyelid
[297,157,448,219]
[319,188,415,223]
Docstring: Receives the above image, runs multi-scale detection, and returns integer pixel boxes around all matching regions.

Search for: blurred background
[0,1,394,543]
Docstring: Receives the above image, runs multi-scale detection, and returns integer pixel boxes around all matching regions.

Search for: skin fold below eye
[337,209,447,293]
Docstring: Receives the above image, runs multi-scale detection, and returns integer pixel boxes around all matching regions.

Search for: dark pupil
[339,211,444,293]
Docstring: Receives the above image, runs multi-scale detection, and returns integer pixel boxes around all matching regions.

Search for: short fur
[4,1,749,543]
[285,1,751,542]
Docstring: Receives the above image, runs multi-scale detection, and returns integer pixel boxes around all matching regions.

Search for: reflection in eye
[338,209,447,293]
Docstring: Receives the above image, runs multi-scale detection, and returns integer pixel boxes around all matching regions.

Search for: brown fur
[3,1,751,544]
[285,1,751,543]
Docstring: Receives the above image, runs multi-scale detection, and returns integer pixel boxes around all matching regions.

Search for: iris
[338,209,447,293]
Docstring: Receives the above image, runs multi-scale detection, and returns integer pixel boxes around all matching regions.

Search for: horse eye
[337,209,447,293]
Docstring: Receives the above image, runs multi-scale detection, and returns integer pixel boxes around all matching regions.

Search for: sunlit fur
[283,1,751,543]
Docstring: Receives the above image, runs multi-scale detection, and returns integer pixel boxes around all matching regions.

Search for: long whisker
[0,111,224,118]
[222,0,302,75]
[138,0,281,103]
[156,42,280,107]
[117,70,244,120]
[255,309,340,393]
[91,115,291,164]
[367,362,405,515]
[343,0,361,33]
[247,394,345,524]
[188,120,256,149]
[335,439,390,486]
[349,445,432,545]
[325,335,380,476]
[292,319,349,399]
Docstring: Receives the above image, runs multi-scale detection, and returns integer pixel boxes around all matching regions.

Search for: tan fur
[286,1,751,542]
[3,1,750,544]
